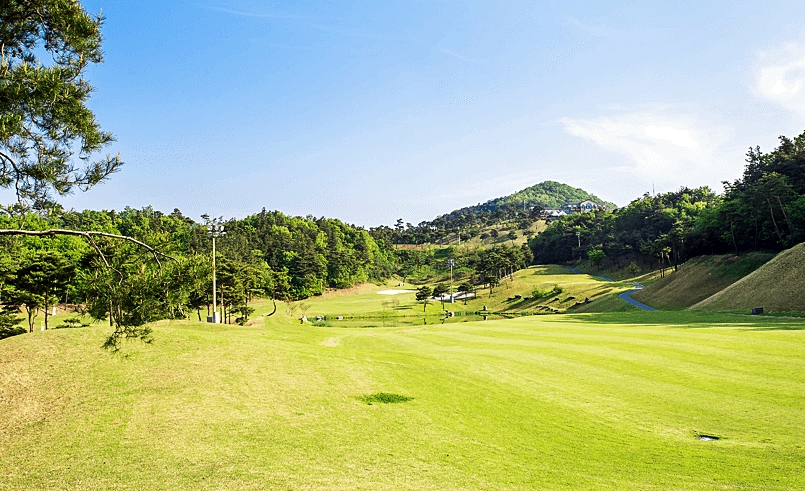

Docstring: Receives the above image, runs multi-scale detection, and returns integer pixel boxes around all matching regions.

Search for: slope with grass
[692,242,805,314]
[631,252,776,310]
[284,265,633,320]
[2,311,804,490]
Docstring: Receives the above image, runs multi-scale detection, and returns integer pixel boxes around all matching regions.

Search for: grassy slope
[404,220,548,248]
[692,242,805,314]
[631,252,776,310]
[2,311,804,490]
[284,265,633,319]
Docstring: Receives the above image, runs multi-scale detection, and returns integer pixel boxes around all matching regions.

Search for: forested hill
[370,181,615,246]
[479,181,617,211]
[434,181,615,225]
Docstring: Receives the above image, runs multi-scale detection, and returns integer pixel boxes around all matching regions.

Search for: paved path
[618,283,656,311]
[565,267,656,311]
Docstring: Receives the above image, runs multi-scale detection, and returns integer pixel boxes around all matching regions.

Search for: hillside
[631,252,776,310]
[378,181,615,247]
[489,180,618,210]
[435,181,616,223]
[692,242,805,314]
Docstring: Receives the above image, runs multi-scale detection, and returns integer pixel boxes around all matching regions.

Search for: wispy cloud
[559,107,732,184]
[755,41,805,118]
[201,5,342,21]
[566,17,620,37]
[440,48,483,63]
[203,6,299,20]
[309,24,395,41]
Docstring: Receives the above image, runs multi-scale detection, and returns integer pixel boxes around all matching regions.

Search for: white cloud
[558,108,732,187]
[755,41,805,117]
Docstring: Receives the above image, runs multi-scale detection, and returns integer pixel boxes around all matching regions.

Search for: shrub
[531,284,563,298]
[0,311,24,339]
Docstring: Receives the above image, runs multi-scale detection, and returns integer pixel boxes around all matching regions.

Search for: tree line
[0,207,396,345]
[529,132,805,272]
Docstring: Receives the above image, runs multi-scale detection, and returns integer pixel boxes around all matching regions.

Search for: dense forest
[0,208,396,344]
[529,132,805,271]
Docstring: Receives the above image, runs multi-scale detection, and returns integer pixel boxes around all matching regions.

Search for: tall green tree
[1,0,121,209]
[415,286,432,312]
[11,250,74,330]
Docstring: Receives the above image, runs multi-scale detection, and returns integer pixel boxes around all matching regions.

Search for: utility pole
[447,259,455,303]
[206,217,226,323]
[575,231,581,261]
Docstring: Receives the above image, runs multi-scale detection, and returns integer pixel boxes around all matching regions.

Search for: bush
[0,324,26,340]
[0,311,24,340]
[531,284,563,298]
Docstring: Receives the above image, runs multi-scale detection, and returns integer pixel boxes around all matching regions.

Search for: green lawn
[272,265,634,321]
[2,310,804,490]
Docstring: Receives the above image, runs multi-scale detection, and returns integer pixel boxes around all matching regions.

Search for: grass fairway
[2,311,805,490]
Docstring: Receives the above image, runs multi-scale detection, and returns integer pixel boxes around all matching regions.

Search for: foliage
[0,0,121,209]
[0,307,24,339]
[371,181,614,246]
[587,247,606,269]
[531,284,563,298]
[529,130,805,273]
[415,285,432,312]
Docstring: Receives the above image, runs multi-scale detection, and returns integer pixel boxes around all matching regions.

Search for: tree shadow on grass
[563,311,805,330]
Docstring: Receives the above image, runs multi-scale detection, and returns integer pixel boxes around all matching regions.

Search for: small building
[533,200,604,221]
[561,200,603,214]
[542,208,567,221]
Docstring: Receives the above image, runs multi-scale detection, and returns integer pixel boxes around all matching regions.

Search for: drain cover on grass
[358,392,413,405]
[696,435,720,441]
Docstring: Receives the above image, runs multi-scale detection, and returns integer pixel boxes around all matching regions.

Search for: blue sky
[49,0,805,225]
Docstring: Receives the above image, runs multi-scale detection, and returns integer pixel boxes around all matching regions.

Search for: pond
[310,311,537,328]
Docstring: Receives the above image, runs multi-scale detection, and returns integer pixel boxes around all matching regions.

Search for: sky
[37,0,805,226]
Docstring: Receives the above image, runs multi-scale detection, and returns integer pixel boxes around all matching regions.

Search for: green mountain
[488,181,617,210]
[371,181,616,246]
[432,181,616,226]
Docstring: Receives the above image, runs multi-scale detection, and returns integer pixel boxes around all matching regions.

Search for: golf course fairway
[2,311,804,490]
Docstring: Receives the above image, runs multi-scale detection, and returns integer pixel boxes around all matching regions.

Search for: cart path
[565,266,656,311]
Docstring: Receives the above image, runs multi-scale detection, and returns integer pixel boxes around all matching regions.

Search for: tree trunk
[27,307,35,333]
[766,197,785,245]
[776,195,794,242]
[729,220,739,256]
[44,291,49,330]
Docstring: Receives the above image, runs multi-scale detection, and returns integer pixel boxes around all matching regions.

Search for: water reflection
[315,312,516,328]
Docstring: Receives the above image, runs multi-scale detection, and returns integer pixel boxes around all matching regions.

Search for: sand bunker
[377,290,413,295]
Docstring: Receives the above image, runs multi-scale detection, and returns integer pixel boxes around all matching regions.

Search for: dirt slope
[691,243,805,314]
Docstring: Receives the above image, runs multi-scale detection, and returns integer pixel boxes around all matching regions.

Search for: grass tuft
[358,392,414,404]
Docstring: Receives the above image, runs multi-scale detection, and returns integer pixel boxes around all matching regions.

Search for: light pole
[206,217,226,323]
[447,259,455,303]
[575,231,581,261]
